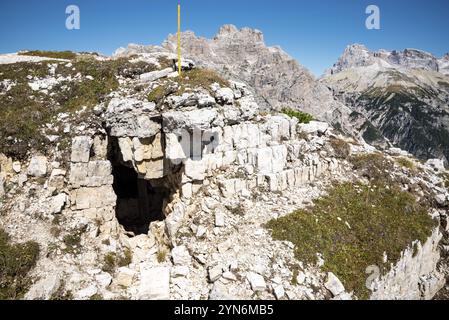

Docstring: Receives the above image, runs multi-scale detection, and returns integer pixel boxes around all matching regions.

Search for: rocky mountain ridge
[326,44,449,76]
[0,29,448,301]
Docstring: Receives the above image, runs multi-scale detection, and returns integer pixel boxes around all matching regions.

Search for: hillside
[0,30,448,301]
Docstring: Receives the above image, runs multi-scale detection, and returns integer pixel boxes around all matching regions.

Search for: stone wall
[68,136,119,237]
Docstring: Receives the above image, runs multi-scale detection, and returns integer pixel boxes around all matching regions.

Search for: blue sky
[0,0,448,76]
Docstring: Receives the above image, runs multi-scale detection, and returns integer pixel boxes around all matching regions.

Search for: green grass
[19,50,78,60]
[62,232,82,255]
[350,153,394,183]
[156,248,168,263]
[0,228,40,299]
[0,56,157,160]
[396,157,416,171]
[266,182,436,299]
[329,137,351,159]
[102,249,133,273]
[281,108,314,124]
[147,68,230,104]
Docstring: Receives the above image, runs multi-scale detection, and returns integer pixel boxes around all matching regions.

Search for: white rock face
[49,193,67,214]
[75,285,98,300]
[171,246,191,266]
[215,87,235,105]
[426,159,446,173]
[299,121,330,135]
[71,136,93,163]
[27,156,48,177]
[326,44,442,75]
[115,267,136,287]
[0,176,4,197]
[139,267,170,300]
[25,273,61,300]
[246,272,266,292]
[106,98,159,138]
[208,265,223,282]
[324,272,345,297]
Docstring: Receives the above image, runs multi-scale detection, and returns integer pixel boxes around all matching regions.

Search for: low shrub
[281,108,314,124]
[0,228,40,299]
[266,182,436,299]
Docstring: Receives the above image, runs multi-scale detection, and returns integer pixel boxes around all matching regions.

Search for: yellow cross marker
[177,2,181,78]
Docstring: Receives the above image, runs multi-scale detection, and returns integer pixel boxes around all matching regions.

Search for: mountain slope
[323,45,449,162]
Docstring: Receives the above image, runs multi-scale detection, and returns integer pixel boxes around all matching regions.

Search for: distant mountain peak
[328,44,448,76]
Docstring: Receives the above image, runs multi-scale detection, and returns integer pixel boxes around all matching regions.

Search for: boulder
[299,121,330,135]
[139,267,170,300]
[75,285,98,300]
[215,87,234,105]
[49,193,67,214]
[215,211,226,227]
[435,194,448,207]
[115,267,136,287]
[140,67,173,82]
[27,156,48,177]
[71,136,93,163]
[12,161,21,173]
[171,266,190,278]
[426,159,446,172]
[273,285,285,300]
[162,108,218,132]
[171,245,191,266]
[324,272,345,297]
[208,266,223,283]
[106,98,159,138]
[247,272,266,292]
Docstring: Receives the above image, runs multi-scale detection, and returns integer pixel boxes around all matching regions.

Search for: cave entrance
[112,163,170,235]
[106,134,177,236]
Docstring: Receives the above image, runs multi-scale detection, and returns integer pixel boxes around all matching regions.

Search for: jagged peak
[214,24,264,43]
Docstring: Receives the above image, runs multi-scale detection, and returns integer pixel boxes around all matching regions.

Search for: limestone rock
[115,267,136,287]
[325,272,345,297]
[25,273,61,300]
[171,245,191,266]
[215,211,225,227]
[106,98,159,138]
[214,87,234,105]
[71,136,93,163]
[273,285,285,300]
[247,272,266,292]
[0,176,4,197]
[12,161,21,173]
[208,265,223,283]
[299,121,330,135]
[139,267,170,300]
[140,67,173,82]
[49,193,67,214]
[75,285,98,300]
[27,156,48,177]
[426,159,446,173]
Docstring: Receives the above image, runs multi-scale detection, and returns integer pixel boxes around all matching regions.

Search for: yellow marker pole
[177,3,181,78]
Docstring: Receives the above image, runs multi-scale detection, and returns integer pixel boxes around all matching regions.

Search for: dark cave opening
[108,137,175,236]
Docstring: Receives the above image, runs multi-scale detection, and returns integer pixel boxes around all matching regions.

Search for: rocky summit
[0,25,448,301]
